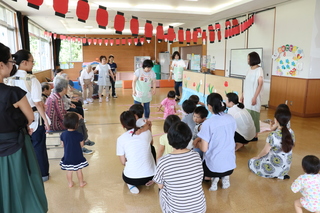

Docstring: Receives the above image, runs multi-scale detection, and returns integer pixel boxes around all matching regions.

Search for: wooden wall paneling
[211,69,225,76]
[286,78,307,115]
[305,79,320,115]
[269,75,288,108]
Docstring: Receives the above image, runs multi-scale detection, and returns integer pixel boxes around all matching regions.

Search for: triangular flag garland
[38,0,256,46]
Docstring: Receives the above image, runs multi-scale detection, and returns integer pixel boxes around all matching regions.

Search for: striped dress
[153,150,206,213]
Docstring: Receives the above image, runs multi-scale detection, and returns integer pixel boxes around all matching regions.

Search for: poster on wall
[273,44,303,77]
[134,56,151,70]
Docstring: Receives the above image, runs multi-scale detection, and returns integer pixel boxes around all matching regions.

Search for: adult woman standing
[0,43,47,212]
[79,64,94,104]
[242,52,263,140]
[95,55,114,103]
[194,93,236,191]
[168,51,186,101]
[108,55,118,98]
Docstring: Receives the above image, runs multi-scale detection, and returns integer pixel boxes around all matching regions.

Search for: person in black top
[108,55,118,98]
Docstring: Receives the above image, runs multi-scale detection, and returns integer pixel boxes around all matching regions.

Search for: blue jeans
[134,101,150,119]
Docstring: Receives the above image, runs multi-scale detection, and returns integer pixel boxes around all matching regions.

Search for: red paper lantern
[202,30,207,45]
[93,38,97,45]
[144,20,153,43]
[140,37,145,45]
[197,27,201,37]
[130,16,139,36]
[116,38,120,45]
[67,36,71,41]
[96,5,108,29]
[104,39,108,46]
[76,0,89,23]
[48,32,52,37]
[167,26,175,43]
[27,0,43,10]
[156,23,164,42]
[127,38,132,46]
[114,11,125,34]
[209,30,215,43]
[164,34,168,42]
[87,38,92,45]
[53,0,68,18]
[193,28,198,44]
[225,20,231,39]
[53,33,57,39]
[110,39,114,46]
[72,37,76,42]
[98,39,102,46]
[215,23,221,42]
[121,38,126,45]
[232,18,240,36]
[82,38,87,44]
[77,37,81,42]
[186,29,191,45]
[134,37,138,45]
[208,24,214,31]
[178,27,184,44]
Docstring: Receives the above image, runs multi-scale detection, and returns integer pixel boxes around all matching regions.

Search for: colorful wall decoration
[273,44,303,77]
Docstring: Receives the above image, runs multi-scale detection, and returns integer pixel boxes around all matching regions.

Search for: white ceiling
[2,0,294,35]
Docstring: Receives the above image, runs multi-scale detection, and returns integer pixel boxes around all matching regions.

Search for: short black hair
[302,155,320,174]
[194,106,208,119]
[276,104,290,112]
[120,111,137,130]
[226,92,244,109]
[163,115,181,133]
[248,52,261,66]
[172,51,181,60]
[108,55,114,59]
[129,104,144,118]
[189,95,199,105]
[13,49,32,66]
[168,121,192,149]
[142,59,153,68]
[63,112,79,129]
[182,100,197,114]
[41,82,50,92]
[167,90,176,98]
[207,93,226,114]
[99,55,107,62]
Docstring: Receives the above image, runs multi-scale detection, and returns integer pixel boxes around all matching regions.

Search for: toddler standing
[60,112,88,187]
[158,90,176,119]
[291,155,320,213]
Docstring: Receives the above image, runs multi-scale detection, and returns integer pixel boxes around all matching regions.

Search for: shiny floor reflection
[44,88,320,213]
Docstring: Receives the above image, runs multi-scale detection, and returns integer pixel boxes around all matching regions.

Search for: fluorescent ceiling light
[135,4,174,10]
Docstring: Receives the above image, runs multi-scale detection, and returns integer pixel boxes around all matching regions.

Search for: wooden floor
[44,88,320,213]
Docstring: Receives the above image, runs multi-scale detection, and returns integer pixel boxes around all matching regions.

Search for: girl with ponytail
[226,93,256,151]
[116,111,156,194]
[248,106,295,179]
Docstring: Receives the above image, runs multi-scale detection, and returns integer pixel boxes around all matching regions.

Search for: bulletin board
[205,75,243,101]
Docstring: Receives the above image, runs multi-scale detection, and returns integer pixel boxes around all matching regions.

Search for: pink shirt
[161,97,176,119]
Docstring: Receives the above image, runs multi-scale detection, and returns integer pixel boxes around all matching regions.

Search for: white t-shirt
[116,129,156,178]
[228,105,256,140]
[79,69,94,85]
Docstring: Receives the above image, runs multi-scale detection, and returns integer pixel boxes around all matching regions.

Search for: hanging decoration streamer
[27,0,43,10]
[96,5,108,29]
[114,11,125,34]
[76,0,89,23]
[53,0,68,18]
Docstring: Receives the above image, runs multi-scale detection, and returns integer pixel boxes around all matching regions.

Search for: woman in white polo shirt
[226,92,256,151]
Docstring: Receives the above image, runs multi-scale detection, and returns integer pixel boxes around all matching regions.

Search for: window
[0,4,16,52]
[59,39,83,69]
[28,22,51,72]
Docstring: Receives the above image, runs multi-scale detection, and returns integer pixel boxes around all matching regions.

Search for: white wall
[309,0,320,78]
[273,0,316,78]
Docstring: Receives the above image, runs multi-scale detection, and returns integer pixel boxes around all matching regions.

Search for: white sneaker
[222,176,230,189]
[88,98,93,103]
[209,177,219,191]
[99,98,102,103]
[83,100,88,104]
[106,97,109,102]
[127,184,139,194]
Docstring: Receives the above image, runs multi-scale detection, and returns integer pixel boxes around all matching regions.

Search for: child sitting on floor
[153,121,206,213]
[291,155,320,213]
[156,115,181,160]
[158,90,176,119]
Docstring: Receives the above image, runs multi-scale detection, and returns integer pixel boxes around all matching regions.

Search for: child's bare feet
[80,181,87,187]
[68,181,74,188]
[145,180,154,186]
